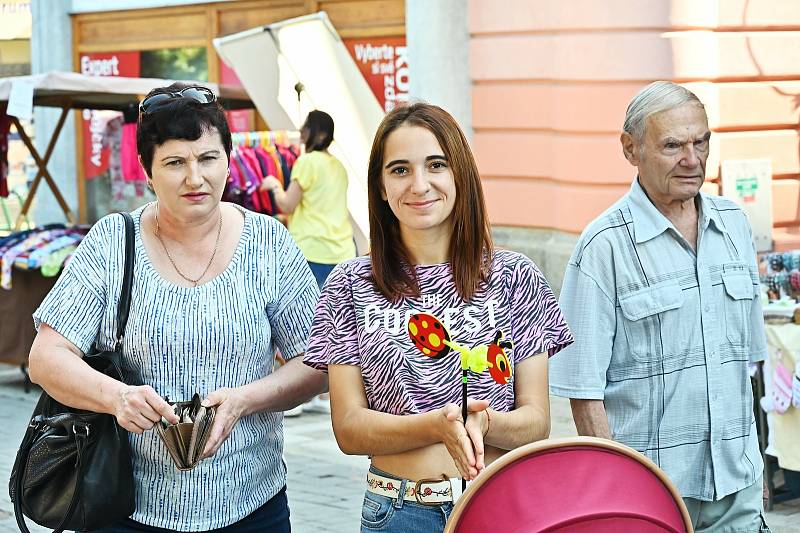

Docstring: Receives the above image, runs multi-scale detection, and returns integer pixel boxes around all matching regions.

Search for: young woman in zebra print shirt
[304,103,573,532]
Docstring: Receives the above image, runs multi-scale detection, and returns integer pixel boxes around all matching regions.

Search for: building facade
[28,0,800,290]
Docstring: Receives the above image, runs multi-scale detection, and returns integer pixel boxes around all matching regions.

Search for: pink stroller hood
[445,437,692,533]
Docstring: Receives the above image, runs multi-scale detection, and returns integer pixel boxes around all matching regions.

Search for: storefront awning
[0,71,254,230]
[0,70,253,112]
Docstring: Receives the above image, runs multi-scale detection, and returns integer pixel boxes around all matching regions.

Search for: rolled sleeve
[549,264,615,400]
[33,270,104,354]
[32,216,114,353]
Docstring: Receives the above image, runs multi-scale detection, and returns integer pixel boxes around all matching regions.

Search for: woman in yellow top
[264,110,355,288]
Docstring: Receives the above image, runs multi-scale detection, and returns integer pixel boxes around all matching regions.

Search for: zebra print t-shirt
[304,250,572,414]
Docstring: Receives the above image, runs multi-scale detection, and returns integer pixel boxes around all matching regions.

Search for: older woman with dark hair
[303,103,574,532]
[27,83,327,532]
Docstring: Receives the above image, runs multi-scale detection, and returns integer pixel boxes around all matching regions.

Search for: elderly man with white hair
[549,81,770,532]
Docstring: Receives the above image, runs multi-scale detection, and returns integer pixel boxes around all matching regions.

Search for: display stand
[9,109,74,228]
[755,318,800,510]
[0,266,58,391]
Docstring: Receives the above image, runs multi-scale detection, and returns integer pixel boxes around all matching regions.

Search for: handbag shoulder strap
[114,212,135,350]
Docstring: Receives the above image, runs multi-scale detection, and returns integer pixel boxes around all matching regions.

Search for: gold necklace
[153,203,223,287]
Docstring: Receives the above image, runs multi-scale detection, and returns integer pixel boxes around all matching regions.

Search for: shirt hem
[32,310,94,355]
[549,385,604,400]
[303,357,362,373]
[130,484,286,531]
[749,348,768,363]
[281,340,309,360]
[681,476,760,502]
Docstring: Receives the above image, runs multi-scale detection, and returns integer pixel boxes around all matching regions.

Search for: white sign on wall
[720,158,773,252]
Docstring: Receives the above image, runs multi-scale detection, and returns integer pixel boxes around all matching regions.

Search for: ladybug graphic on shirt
[487,330,514,384]
[407,313,451,359]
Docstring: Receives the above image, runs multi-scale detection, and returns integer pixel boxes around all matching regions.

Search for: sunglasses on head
[139,86,217,115]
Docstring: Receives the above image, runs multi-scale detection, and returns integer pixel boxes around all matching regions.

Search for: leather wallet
[156,393,216,471]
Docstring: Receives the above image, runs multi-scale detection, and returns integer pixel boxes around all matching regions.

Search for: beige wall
[469,0,800,248]
[0,39,29,64]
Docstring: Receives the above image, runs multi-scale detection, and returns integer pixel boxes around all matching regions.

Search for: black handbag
[9,212,136,533]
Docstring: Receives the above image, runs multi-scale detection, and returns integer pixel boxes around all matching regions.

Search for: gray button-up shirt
[550,178,768,501]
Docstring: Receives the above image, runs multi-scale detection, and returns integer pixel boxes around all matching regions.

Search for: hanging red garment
[276,145,299,189]
[240,146,279,215]
[255,146,279,180]
[121,123,147,184]
[0,105,11,198]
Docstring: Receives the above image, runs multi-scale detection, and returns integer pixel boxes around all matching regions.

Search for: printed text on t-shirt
[364,299,499,337]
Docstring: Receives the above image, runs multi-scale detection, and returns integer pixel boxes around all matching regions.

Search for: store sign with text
[79,52,140,178]
[343,37,408,112]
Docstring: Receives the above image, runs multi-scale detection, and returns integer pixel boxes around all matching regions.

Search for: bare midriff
[371,443,507,481]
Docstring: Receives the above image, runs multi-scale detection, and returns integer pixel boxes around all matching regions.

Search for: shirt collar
[627,178,728,244]
[700,193,730,236]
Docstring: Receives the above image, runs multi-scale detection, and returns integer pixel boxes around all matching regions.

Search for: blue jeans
[360,467,453,533]
[307,261,336,290]
[87,487,290,533]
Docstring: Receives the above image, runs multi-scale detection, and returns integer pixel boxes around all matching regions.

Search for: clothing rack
[225,131,300,217]
[231,130,300,148]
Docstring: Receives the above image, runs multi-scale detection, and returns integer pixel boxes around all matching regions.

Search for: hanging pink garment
[445,437,693,533]
[121,123,147,184]
[102,117,125,204]
[0,107,11,198]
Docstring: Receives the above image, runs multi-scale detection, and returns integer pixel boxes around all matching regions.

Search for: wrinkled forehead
[154,126,224,157]
[645,102,709,141]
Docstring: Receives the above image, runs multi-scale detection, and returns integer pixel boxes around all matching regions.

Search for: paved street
[0,366,798,532]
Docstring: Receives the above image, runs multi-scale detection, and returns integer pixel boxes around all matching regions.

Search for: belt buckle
[414,474,450,507]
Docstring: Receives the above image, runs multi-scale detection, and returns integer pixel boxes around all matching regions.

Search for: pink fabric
[772,363,793,414]
[229,154,243,187]
[0,108,10,198]
[241,147,273,211]
[239,148,264,179]
[121,123,147,183]
[102,117,125,202]
[451,446,687,533]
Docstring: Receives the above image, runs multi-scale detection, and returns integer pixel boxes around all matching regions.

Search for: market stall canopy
[0,71,254,229]
[0,70,253,112]
[214,11,383,254]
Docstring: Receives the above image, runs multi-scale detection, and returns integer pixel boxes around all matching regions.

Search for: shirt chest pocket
[618,281,684,363]
[721,272,755,347]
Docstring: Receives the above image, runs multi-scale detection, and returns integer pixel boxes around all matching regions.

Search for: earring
[147,180,154,191]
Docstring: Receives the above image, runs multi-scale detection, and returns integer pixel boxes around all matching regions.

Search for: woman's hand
[465,403,490,470]
[199,387,250,459]
[260,176,283,193]
[114,385,179,434]
[437,398,489,480]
